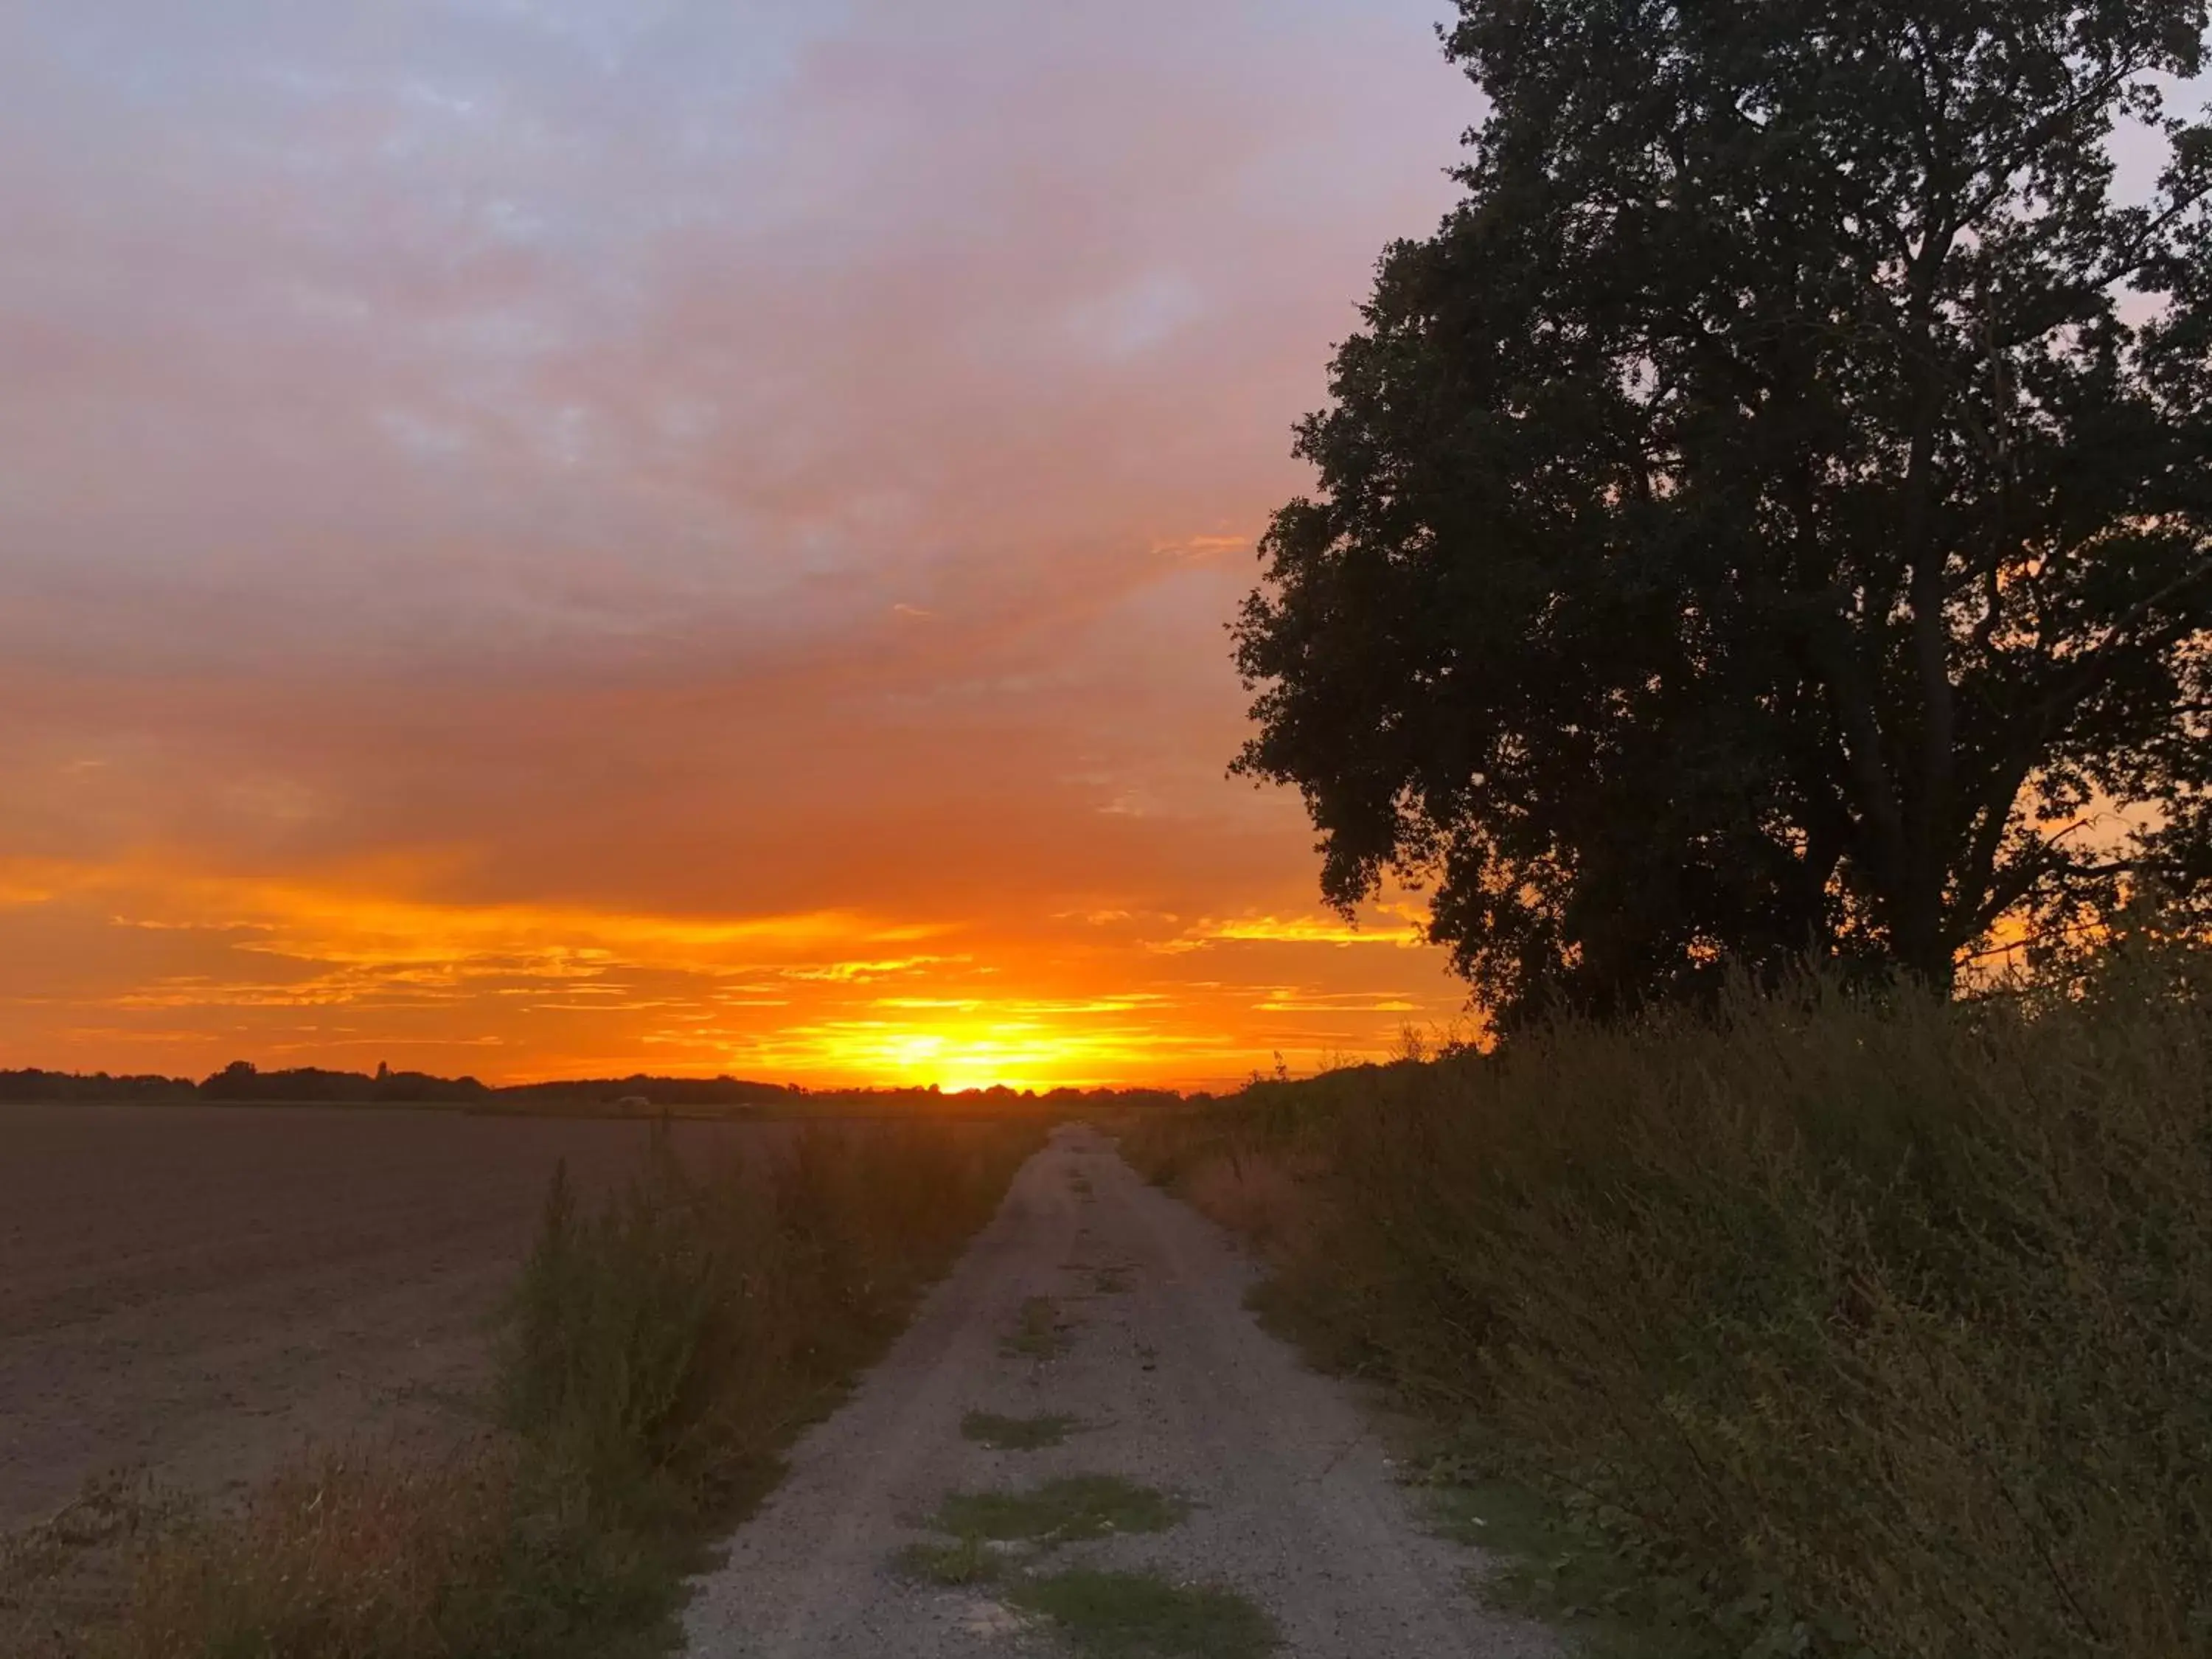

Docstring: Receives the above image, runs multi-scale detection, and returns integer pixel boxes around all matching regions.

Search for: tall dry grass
[1128,952,2211,1658]
[102,1119,1040,1659]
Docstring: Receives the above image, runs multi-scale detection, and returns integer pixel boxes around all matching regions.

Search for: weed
[895,1533,999,1587]
[1088,1265,1133,1295]
[108,1447,675,1659]
[1001,1295,1072,1360]
[961,1411,1082,1451]
[928,1475,1187,1545]
[1417,1451,1717,1658]
[1006,1571,1278,1658]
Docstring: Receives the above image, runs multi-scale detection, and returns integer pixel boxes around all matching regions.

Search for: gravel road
[682,1124,1554,1658]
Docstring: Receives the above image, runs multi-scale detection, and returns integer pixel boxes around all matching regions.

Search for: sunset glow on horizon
[0,1,1481,1090]
[0,850,1450,1088]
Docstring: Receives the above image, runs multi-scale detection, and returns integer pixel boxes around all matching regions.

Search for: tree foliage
[1236,0,2212,1025]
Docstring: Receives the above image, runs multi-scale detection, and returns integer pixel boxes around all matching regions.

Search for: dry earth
[683,1124,1554,1659]
[0,1102,779,1531]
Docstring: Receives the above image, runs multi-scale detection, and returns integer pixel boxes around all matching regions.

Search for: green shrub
[1135,953,2211,1658]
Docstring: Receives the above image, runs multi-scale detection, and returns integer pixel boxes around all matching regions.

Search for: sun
[812,1022,1090,1093]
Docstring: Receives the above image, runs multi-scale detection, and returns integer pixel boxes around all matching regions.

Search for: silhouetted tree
[1236,0,2212,1026]
[202,1060,261,1098]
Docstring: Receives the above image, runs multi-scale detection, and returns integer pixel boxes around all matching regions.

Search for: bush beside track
[1122,955,2211,1659]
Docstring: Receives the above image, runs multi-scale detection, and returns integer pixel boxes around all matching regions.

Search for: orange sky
[0,1,1482,1089]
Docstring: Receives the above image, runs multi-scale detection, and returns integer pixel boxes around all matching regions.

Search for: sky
[0,0,1485,1090]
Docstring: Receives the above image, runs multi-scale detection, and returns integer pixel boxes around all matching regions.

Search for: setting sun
[0,850,1454,1089]
[788,1015,1161,1093]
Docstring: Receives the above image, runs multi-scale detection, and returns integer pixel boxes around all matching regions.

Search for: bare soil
[0,1102,783,1531]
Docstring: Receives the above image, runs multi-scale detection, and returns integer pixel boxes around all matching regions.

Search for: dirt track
[0,1103,774,1531]
[682,1124,1553,1658]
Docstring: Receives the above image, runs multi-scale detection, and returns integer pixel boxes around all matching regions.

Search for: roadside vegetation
[1123,944,2211,1659]
[29,1119,1037,1659]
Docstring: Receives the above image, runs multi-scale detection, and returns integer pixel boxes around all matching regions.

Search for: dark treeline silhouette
[0,1069,201,1105]
[0,1060,1189,1113]
[1237,0,2212,1029]
[190,1060,498,1105]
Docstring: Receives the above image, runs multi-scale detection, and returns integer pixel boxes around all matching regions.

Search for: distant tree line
[0,1069,202,1105]
[0,1062,1190,1111]
[189,1060,495,1105]
[0,1062,798,1108]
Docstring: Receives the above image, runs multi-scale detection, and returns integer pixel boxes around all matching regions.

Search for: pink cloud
[0,1,1490,1079]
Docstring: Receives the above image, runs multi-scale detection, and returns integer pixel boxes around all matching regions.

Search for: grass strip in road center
[1006,1570,1279,1659]
[961,1411,1083,1451]
[897,1475,1191,1588]
[931,1475,1188,1545]
[1001,1293,1075,1358]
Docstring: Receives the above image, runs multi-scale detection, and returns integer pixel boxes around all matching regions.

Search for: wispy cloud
[0,0,1479,1086]
[1157,913,1428,952]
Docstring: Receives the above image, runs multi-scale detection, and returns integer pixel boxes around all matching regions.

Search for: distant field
[0,1104,798,1530]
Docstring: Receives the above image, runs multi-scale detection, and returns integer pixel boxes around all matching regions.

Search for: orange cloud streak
[0,855,1465,1088]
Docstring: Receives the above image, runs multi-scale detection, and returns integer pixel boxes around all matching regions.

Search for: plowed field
[0,1104,779,1529]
